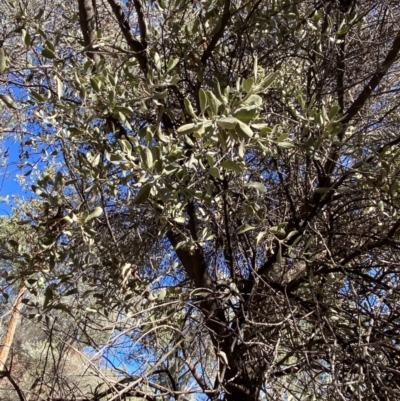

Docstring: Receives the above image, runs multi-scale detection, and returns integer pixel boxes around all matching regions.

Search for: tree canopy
[1,0,400,400]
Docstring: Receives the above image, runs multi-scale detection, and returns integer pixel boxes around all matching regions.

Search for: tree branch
[77,0,101,65]
[4,369,27,401]
[166,229,210,288]
[340,217,400,266]
[133,0,148,48]
[200,0,231,65]
[320,28,400,189]
[222,178,234,276]
[106,0,148,73]
[342,28,400,130]
[194,0,231,106]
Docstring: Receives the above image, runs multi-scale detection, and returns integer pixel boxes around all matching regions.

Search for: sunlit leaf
[85,207,103,222]
[277,141,295,148]
[0,48,6,73]
[0,94,18,109]
[244,182,267,192]
[199,88,207,113]
[167,58,179,72]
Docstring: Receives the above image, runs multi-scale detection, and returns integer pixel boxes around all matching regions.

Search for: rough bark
[77,0,101,66]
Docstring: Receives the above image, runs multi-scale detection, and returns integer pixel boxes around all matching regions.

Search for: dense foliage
[1,0,400,399]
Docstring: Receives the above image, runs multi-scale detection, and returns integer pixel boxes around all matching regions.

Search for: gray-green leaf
[277,141,295,148]
[235,121,254,138]
[199,88,207,113]
[243,77,254,93]
[235,224,255,234]
[221,160,242,173]
[141,147,154,170]
[0,48,6,74]
[209,167,220,178]
[42,48,56,59]
[85,207,103,222]
[244,182,267,192]
[177,123,197,135]
[132,183,152,204]
[167,58,179,72]
[216,117,238,130]
[184,98,197,119]
[0,94,18,109]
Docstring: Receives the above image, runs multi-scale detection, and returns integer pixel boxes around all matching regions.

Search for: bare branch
[200,0,231,65]
[133,0,148,49]
[106,0,148,73]
[342,28,400,129]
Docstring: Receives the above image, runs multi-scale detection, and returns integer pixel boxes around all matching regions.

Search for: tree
[1,0,400,399]
[0,216,113,401]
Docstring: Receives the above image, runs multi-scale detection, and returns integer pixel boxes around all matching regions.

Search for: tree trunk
[0,285,26,369]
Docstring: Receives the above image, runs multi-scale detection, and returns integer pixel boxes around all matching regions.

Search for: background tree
[1,0,400,400]
[0,215,120,401]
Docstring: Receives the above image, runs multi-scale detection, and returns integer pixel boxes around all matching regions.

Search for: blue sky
[0,138,25,216]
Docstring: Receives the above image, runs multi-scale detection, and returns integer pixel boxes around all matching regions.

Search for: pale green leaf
[235,121,254,138]
[153,90,168,100]
[262,72,277,89]
[235,224,255,234]
[221,160,242,172]
[184,98,197,118]
[0,94,18,109]
[234,107,258,123]
[277,142,295,148]
[243,94,262,107]
[328,104,340,120]
[22,29,31,47]
[199,88,207,113]
[156,127,170,143]
[206,91,221,115]
[243,77,254,93]
[251,123,271,130]
[85,207,103,222]
[337,26,350,35]
[0,48,6,74]
[244,182,267,192]
[167,58,179,72]
[141,147,154,169]
[177,123,197,134]
[158,288,167,300]
[216,117,238,129]
[56,77,63,100]
[256,231,266,245]
[242,204,254,215]
[239,141,245,158]
[90,77,100,92]
[209,167,220,178]
[154,52,162,71]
